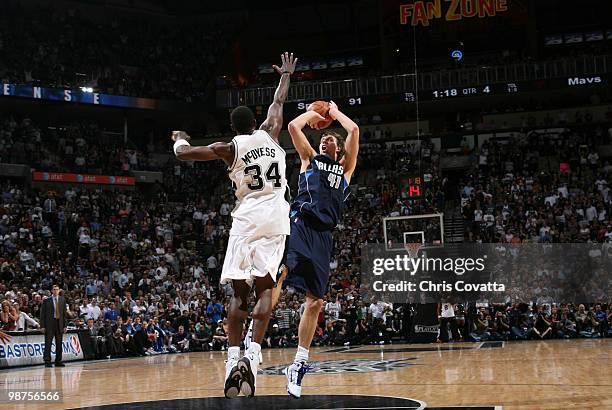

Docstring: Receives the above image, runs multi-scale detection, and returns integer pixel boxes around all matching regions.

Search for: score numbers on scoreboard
[296,97,364,111]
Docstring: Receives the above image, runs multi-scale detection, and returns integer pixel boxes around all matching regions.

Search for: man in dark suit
[84,318,102,359]
[40,284,67,367]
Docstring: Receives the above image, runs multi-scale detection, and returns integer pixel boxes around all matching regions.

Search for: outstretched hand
[328,100,339,120]
[272,52,298,75]
[171,131,191,142]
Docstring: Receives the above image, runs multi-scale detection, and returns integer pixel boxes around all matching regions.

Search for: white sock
[294,346,309,363]
[228,346,240,361]
[244,319,253,350]
[248,342,261,362]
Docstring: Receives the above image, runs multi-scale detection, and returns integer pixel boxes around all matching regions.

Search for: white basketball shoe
[284,360,313,398]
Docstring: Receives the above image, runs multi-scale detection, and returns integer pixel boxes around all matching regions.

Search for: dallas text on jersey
[314,159,343,176]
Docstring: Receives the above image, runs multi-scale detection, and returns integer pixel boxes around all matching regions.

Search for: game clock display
[431,86,490,98]
[427,82,520,100]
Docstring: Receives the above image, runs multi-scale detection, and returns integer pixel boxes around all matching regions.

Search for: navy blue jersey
[291,154,349,230]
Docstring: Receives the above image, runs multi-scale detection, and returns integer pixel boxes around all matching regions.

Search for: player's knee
[232,294,248,312]
[252,309,269,322]
[305,297,324,312]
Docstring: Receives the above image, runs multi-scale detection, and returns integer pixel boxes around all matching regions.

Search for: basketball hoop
[404,242,422,259]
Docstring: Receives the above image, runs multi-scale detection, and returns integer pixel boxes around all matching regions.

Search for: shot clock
[399,175,424,199]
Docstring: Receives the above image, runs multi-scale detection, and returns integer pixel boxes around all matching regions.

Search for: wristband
[282,71,291,75]
[173,139,190,155]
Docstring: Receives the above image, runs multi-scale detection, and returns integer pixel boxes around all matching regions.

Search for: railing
[218,54,611,107]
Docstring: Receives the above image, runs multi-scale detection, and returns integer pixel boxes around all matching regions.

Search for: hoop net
[404,242,422,259]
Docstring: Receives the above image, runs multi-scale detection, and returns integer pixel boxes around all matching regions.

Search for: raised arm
[171,131,234,166]
[328,101,359,182]
[259,52,297,140]
[288,110,324,165]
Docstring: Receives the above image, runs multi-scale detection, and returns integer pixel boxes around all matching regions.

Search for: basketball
[307,100,334,129]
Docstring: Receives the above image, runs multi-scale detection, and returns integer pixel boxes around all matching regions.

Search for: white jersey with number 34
[228,130,290,236]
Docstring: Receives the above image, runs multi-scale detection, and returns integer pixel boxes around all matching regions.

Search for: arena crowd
[0,2,233,100]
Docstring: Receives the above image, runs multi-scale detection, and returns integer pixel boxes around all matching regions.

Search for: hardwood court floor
[1,339,611,410]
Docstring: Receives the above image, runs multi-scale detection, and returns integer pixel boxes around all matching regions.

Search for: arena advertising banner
[32,171,135,186]
[0,332,84,368]
[1,83,157,109]
[400,0,509,26]
[411,303,439,343]
[361,243,611,304]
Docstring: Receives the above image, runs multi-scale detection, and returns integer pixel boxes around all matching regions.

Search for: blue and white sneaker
[284,361,313,398]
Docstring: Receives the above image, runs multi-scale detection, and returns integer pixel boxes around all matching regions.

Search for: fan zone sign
[400,0,508,26]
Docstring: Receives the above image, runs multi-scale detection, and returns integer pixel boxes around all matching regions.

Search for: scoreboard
[258,75,608,112]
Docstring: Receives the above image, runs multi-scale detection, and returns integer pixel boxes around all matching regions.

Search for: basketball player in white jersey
[172,52,297,398]
[438,302,459,342]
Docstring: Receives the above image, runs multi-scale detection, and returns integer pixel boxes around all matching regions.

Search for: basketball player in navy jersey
[282,101,359,397]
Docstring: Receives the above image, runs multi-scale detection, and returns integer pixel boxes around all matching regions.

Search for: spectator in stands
[192,317,213,351]
[275,301,294,335]
[325,297,341,328]
[173,325,190,352]
[84,318,103,358]
[207,297,224,324]
[558,311,577,339]
[0,300,17,330]
[594,304,609,337]
[212,319,228,350]
[13,302,39,331]
[470,312,492,341]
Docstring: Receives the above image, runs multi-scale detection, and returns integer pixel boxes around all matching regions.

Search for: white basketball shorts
[220,234,287,286]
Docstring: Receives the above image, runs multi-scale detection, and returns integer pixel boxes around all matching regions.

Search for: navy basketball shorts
[283,215,333,299]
